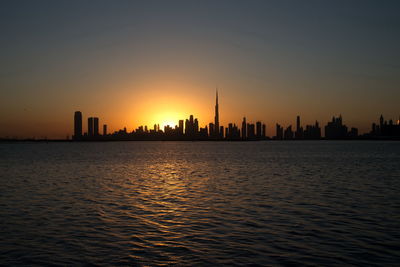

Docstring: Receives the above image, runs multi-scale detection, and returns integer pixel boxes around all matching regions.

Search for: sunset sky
[1,1,399,138]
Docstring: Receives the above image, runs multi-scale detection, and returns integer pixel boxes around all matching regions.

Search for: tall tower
[93,117,99,136]
[88,117,94,137]
[296,115,300,132]
[74,111,82,140]
[103,124,107,136]
[241,117,247,140]
[214,89,219,137]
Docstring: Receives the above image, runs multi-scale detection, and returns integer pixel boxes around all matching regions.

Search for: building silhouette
[178,120,184,136]
[214,89,220,138]
[262,123,266,139]
[303,121,321,139]
[325,115,348,139]
[323,115,360,139]
[185,115,200,139]
[349,127,358,138]
[295,115,303,139]
[88,117,94,137]
[73,111,82,140]
[241,117,247,140]
[247,123,256,140]
[226,123,241,140]
[103,124,107,136]
[284,126,294,140]
[256,121,262,139]
[68,91,396,142]
[275,124,283,140]
[370,115,400,138]
[71,91,272,142]
[94,117,99,136]
[209,122,215,137]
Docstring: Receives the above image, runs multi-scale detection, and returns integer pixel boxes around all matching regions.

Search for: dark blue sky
[1,1,399,138]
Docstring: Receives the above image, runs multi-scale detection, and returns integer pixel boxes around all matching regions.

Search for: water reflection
[0,141,399,265]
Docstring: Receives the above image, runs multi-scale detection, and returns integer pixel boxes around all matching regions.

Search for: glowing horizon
[0,1,399,138]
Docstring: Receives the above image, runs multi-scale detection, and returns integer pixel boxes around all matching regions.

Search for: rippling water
[1,141,399,265]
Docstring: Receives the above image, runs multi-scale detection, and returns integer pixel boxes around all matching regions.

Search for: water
[1,141,399,266]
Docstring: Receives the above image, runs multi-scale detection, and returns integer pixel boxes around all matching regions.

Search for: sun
[152,111,185,129]
[161,120,178,128]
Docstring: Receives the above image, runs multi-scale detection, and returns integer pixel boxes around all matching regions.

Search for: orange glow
[153,111,184,129]
[113,80,214,131]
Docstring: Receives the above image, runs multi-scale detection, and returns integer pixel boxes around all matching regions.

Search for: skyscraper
[209,122,215,137]
[276,124,283,140]
[74,111,82,140]
[194,118,199,135]
[256,121,262,139]
[241,117,247,140]
[247,123,255,139]
[296,115,300,133]
[178,120,184,135]
[214,89,219,137]
[103,124,107,136]
[325,115,348,139]
[295,115,303,139]
[94,117,99,136]
[262,123,266,139]
[88,117,94,136]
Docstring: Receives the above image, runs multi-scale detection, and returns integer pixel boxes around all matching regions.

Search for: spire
[214,87,220,137]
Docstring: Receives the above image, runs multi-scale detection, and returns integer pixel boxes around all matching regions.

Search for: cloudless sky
[1,0,399,138]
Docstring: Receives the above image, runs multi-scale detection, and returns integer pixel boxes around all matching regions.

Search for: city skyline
[70,90,400,141]
[1,86,399,139]
[2,2,400,266]
[1,1,400,138]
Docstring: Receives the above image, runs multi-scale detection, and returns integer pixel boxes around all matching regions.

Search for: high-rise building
[88,117,94,136]
[295,115,303,139]
[241,117,247,140]
[276,124,283,140]
[103,124,107,136]
[226,123,240,140]
[209,123,215,137]
[184,115,200,139]
[296,115,300,133]
[325,115,348,139]
[178,120,184,135]
[262,123,266,139]
[94,117,99,136]
[194,118,199,135]
[303,121,321,139]
[214,89,219,137]
[256,121,262,138]
[74,111,82,140]
[247,123,255,139]
[284,126,294,140]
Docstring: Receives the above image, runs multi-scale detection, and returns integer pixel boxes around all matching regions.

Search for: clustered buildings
[369,115,400,138]
[73,91,400,141]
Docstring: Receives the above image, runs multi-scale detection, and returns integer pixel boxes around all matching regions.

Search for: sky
[1,0,399,138]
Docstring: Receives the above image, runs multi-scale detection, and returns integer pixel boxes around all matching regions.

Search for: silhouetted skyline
[70,90,400,141]
[1,1,400,138]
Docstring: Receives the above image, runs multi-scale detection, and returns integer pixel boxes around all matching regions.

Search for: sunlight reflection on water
[0,141,400,265]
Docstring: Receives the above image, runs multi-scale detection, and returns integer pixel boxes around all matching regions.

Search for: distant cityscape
[72,90,400,141]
